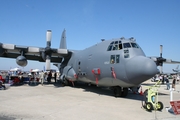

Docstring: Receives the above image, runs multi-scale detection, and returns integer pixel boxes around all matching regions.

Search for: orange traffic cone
[139,86,143,95]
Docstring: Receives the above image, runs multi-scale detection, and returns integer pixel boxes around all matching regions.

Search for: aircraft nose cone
[126,56,158,85]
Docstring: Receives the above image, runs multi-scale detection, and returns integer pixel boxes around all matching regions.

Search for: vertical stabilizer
[60,29,67,49]
[176,65,179,69]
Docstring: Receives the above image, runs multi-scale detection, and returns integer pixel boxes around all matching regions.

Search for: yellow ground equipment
[142,80,164,111]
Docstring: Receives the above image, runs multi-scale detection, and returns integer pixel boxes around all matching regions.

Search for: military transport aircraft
[0,30,180,97]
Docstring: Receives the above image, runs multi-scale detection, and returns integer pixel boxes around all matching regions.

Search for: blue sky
[0,0,180,72]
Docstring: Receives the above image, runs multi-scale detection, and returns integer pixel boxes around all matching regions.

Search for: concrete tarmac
[0,80,180,120]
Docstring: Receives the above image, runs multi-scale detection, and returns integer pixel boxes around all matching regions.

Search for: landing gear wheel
[146,102,153,112]
[142,89,148,108]
[156,101,163,111]
[113,86,122,97]
[121,88,128,97]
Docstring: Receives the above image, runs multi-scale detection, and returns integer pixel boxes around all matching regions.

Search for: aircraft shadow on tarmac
[66,82,144,101]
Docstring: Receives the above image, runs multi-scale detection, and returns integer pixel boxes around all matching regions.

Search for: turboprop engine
[16,56,27,67]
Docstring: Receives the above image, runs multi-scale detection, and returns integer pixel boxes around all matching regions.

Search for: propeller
[43,30,68,71]
[156,45,169,74]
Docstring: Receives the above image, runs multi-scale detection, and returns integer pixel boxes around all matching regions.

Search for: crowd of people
[28,71,59,85]
[0,70,60,89]
[152,74,179,90]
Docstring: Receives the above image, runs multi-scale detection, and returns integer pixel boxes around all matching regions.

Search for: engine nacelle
[16,56,28,67]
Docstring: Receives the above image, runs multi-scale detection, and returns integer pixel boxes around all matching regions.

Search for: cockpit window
[119,44,123,50]
[123,43,131,48]
[107,40,139,51]
[110,41,114,44]
[114,41,118,44]
[107,45,113,51]
[131,43,139,48]
[112,44,118,50]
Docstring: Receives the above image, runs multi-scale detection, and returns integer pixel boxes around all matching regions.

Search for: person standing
[172,77,176,91]
[54,72,57,83]
[40,71,44,86]
[47,71,52,83]
[165,76,170,90]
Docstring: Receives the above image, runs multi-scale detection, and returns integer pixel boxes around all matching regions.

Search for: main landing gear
[113,86,128,97]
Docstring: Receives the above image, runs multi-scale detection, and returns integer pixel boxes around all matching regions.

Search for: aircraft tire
[113,86,122,97]
[142,89,148,108]
[146,102,153,112]
[156,101,163,111]
[121,88,128,97]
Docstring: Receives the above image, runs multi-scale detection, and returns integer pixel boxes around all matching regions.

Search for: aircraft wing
[165,60,180,64]
[149,56,180,64]
[0,30,73,70]
[0,44,69,61]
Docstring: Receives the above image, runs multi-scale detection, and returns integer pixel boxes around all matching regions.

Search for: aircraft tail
[60,29,67,49]
[173,65,179,72]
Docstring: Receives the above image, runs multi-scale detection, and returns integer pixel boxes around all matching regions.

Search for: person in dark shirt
[165,77,170,90]
[172,77,176,90]
[47,71,52,83]
[54,72,57,83]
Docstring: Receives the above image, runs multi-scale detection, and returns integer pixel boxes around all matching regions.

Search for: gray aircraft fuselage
[62,38,158,88]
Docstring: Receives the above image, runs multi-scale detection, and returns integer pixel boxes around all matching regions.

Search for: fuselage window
[116,55,120,63]
[131,43,139,48]
[110,55,115,64]
[110,55,120,64]
[124,50,129,58]
[123,43,131,48]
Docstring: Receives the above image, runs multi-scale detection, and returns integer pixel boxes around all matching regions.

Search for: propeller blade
[160,66,163,74]
[46,57,51,71]
[46,30,52,42]
[160,45,163,57]
[46,30,52,48]
[2,44,15,50]
[149,57,157,61]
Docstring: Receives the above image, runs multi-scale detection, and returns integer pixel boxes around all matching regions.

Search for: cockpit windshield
[131,43,139,48]
[123,43,131,48]
[107,40,139,51]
